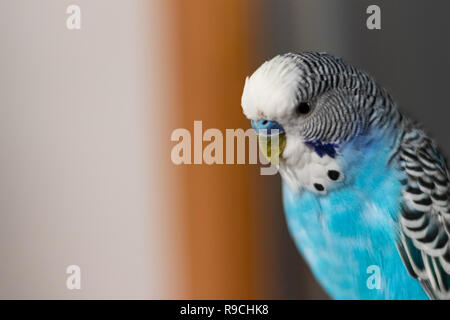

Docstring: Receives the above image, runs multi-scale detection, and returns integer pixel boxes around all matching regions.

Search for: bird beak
[258,133,286,165]
[251,120,286,164]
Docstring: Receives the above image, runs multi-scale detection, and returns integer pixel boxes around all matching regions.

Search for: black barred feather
[397,126,450,299]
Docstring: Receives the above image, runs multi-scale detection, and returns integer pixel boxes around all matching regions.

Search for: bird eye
[296,102,311,115]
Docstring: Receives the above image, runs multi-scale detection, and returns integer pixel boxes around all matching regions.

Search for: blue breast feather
[282,133,429,299]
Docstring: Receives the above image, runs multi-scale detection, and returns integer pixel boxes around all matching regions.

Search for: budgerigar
[241,52,450,299]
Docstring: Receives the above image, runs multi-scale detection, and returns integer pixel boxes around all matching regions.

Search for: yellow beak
[257,132,286,165]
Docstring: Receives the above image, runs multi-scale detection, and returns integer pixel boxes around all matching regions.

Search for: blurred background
[0,0,449,299]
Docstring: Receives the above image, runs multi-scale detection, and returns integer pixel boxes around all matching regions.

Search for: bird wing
[396,126,450,299]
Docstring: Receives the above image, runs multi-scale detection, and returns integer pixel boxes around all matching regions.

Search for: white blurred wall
[0,0,184,298]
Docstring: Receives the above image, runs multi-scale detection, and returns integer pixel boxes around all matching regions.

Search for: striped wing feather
[397,127,450,299]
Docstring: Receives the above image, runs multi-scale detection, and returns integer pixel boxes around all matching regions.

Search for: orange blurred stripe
[170,0,259,298]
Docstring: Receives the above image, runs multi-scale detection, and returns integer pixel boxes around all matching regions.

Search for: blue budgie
[241,52,450,299]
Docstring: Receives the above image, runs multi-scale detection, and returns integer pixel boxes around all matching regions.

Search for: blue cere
[251,119,284,135]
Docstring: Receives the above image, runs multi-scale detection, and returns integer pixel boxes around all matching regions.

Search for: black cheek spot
[328,170,340,181]
[314,183,325,192]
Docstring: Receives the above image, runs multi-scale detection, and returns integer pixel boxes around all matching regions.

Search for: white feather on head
[241,55,304,122]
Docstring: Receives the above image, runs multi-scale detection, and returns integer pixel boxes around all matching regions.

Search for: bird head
[241,52,398,193]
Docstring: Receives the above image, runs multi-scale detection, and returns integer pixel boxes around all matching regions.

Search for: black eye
[296,102,311,115]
